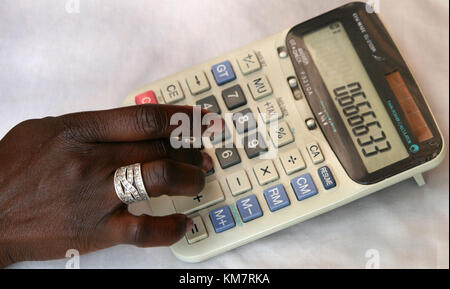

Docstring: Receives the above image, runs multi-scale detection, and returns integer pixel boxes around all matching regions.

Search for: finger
[60,104,223,143]
[97,207,193,247]
[97,139,213,171]
[141,159,206,198]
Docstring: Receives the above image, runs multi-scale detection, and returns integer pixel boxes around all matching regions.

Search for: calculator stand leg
[413,174,426,187]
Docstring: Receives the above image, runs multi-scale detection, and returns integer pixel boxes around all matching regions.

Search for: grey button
[196,95,221,114]
[222,85,247,110]
[232,108,257,134]
[215,146,241,169]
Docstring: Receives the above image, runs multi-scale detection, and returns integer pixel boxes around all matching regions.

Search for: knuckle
[127,218,148,247]
[146,160,174,196]
[134,105,169,137]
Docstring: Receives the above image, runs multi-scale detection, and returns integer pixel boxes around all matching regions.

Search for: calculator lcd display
[303,22,409,173]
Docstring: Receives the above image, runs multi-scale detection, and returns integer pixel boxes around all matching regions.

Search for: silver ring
[114,163,149,204]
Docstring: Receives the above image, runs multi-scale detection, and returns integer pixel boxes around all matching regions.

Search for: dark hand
[0,104,214,267]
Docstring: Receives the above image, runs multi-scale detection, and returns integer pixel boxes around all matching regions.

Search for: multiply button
[306,142,324,164]
[162,81,185,104]
[209,205,235,233]
[290,173,318,201]
[212,61,236,86]
[253,160,279,186]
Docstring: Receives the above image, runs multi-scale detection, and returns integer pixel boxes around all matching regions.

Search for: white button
[279,148,306,175]
[269,122,294,148]
[186,71,210,95]
[162,81,185,104]
[253,160,279,186]
[226,170,252,196]
[237,51,261,75]
[186,216,208,244]
[306,142,324,164]
[172,180,224,214]
[248,75,272,100]
[257,99,283,123]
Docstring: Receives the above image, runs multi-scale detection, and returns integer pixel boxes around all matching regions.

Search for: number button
[135,90,158,105]
[185,216,208,244]
[243,133,268,159]
[226,170,252,196]
[269,122,294,148]
[196,95,221,114]
[209,205,235,233]
[186,71,210,95]
[172,180,225,214]
[162,81,185,104]
[232,108,257,134]
[257,99,283,123]
[221,84,247,110]
[306,142,324,164]
[236,195,263,223]
[212,61,236,86]
[237,51,261,75]
[248,75,272,100]
[215,146,241,169]
[279,148,306,175]
[253,160,279,186]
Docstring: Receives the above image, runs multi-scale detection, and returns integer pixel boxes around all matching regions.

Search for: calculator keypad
[222,84,247,110]
[136,51,340,244]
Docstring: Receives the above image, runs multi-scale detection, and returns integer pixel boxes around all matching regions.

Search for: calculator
[123,2,446,262]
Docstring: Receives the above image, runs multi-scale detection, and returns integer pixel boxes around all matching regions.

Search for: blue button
[209,205,235,233]
[318,166,336,190]
[290,173,318,201]
[212,61,236,86]
[236,195,263,222]
[263,184,290,212]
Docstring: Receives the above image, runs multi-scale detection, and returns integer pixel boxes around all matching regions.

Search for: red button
[135,90,158,105]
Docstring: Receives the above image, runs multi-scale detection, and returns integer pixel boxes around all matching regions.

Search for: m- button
[306,142,324,164]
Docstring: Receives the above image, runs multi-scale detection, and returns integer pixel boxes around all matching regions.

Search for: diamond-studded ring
[114,163,150,204]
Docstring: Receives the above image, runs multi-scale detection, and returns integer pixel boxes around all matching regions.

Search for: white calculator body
[124,2,446,263]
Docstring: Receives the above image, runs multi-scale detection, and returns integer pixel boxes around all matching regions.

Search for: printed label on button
[209,205,235,233]
[290,173,318,201]
[318,166,336,190]
[263,184,290,212]
[135,90,158,105]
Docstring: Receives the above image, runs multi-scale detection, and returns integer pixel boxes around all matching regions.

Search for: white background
[1,0,448,268]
